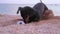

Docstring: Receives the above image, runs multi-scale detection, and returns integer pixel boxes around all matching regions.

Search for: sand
[0,14,60,34]
[0,14,22,26]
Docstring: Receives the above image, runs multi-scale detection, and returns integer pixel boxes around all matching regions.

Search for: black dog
[33,0,48,19]
[17,0,48,24]
[17,6,41,24]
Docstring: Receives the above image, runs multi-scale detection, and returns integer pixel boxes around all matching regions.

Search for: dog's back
[33,0,48,19]
[33,3,45,13]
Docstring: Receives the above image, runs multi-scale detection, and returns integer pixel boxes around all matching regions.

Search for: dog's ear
[19,7,23,11]
[17,7,23,14]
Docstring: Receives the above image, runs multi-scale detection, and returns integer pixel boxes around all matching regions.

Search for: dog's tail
[40,0,43,3]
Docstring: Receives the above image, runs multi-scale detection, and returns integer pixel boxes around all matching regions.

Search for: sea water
[0,4,60,16]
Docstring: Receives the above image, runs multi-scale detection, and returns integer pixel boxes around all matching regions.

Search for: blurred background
[0,0,60,16]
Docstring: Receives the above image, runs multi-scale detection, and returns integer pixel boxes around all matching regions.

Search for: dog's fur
[17,6,40,23]
[17,0,52,24]
[33,0,48,19]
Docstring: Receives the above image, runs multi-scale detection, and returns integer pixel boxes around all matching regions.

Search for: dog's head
[18,6,37,23]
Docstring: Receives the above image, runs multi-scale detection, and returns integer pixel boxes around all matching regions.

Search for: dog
[17,0,52,24]
[17,6,41,23]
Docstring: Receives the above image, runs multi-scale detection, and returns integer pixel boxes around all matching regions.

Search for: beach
[0,14,60,34]
[0,14,22,26]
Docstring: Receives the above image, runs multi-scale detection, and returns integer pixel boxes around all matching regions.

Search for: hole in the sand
[17,21,25,25]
